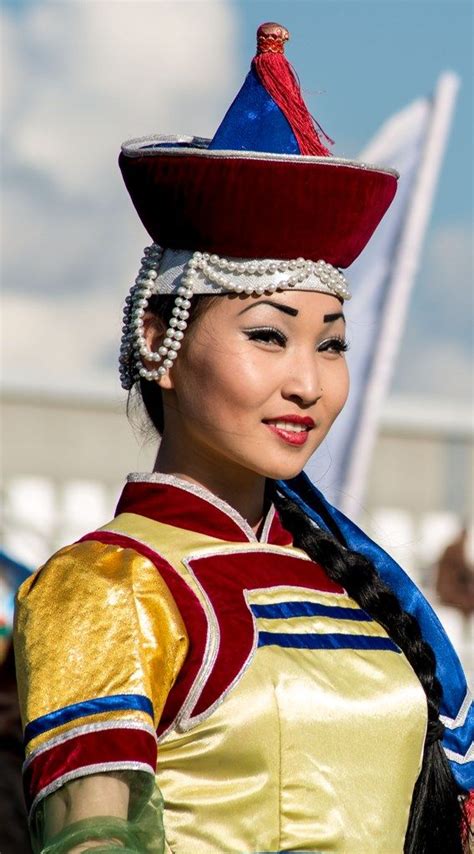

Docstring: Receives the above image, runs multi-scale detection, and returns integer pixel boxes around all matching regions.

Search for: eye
[244,327,287,347]
[318,336,349,355]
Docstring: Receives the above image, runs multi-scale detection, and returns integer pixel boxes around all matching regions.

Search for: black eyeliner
[244,326,288,345]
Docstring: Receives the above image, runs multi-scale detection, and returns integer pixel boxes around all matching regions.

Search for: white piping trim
[443,744,474,766]
[439,689,472,730]
[93,527,344,737]
[24,719,157,770]
[174,583,259,733]
[162,546,336,734]
[120,135,399,179]
[28,761,154,822]
[173,553,220,733]
[97,528,307,567]
[127,472,261,542]
[203,588,258,718]
[260,505,276,544]
[182,543,312,562]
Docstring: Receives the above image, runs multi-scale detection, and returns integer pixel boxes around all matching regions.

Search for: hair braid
[273,490,469,854]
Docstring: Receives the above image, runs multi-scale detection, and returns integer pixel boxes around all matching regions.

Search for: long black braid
[273,488,468,854]
[132,293,470,854]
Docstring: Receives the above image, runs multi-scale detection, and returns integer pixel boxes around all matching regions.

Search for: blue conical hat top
[209,22,332,156]
[210,65,300,154]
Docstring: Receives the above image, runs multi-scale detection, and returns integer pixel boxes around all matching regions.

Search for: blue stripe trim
[250,601,372,621]
[24,694,154,745]
[258,632,400,653]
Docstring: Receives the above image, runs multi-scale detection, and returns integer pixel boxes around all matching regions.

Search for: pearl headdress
[119,244,351,391]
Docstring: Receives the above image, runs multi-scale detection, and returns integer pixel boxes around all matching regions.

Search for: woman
[14,23,472,854]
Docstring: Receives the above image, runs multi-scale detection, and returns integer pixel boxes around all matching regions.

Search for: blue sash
[280,472,473,791]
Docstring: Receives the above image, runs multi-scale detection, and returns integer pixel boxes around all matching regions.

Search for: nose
[281,355,322,408]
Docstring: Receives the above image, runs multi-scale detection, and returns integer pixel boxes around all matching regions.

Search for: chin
[250,456,310,482]
[268,465,307,481]
[245,434,327,482]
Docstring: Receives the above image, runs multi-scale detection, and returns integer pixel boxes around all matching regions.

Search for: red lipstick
[263,414,315,446]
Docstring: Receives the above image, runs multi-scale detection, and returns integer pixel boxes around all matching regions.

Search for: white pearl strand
[119,244,350,390]
[119,244,165,389]
[196,252,350,300]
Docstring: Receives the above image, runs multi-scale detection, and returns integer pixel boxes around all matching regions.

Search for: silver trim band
[127,471,271,543]
[443,744,473,765]
[439,689,472,730]
[24,719,157,770]
[120,135,399,179]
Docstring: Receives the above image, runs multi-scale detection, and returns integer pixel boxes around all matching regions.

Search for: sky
[1,0,473,403]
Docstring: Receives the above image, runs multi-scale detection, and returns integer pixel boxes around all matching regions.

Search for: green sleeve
[32,774,165,854]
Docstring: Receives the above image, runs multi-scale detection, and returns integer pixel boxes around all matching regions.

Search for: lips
[263,414,315,446]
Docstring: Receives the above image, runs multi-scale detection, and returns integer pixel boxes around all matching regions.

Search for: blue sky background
[1,0,472,402]
[238,0,473,226]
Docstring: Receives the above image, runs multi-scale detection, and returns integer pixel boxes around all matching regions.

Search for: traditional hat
[118,23,398,389]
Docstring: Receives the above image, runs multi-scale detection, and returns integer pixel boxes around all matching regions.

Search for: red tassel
[252,23,332,157]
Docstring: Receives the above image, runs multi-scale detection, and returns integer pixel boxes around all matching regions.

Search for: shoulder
[16,528,181,620]
[12,522,194,818]
[14,531,189,726]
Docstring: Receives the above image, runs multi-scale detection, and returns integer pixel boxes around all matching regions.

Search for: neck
[154,436,267,531]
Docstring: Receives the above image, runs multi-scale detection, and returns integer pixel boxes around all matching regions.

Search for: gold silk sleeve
[13,539,189,826]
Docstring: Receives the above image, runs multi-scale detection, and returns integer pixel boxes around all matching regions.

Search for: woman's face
[156,289,349,482]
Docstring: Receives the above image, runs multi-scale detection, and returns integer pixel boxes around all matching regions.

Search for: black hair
[132,294,469,854]
[272,490,468,853]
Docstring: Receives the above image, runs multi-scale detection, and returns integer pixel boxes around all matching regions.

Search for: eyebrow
[323,312,345,323]
[237,300,298,317]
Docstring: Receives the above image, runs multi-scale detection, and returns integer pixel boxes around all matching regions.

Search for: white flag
[305,72,460,519]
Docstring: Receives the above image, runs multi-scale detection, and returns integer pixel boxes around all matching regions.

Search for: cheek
[176,336,270,426]
[324,361,350,419]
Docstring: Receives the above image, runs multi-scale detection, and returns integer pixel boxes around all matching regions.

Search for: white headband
[119,244,351,390]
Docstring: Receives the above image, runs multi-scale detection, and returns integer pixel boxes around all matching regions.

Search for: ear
[141,312,175,390]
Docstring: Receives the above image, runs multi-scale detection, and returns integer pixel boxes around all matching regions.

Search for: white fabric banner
[305,73,459,519]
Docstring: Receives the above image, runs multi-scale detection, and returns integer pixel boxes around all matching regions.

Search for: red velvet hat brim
[119,138,398,269]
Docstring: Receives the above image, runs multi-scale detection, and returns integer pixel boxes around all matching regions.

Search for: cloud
[3,1,239,197]
[1,0,239,390]
[2,3,472,405]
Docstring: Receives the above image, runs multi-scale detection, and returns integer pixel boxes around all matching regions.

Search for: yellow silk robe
[15,474,427,853]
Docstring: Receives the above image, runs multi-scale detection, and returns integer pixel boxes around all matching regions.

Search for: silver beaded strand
[119,243,163,390]
[119,244,350,390]
[119,243,196,390]
[194,253,350,300]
